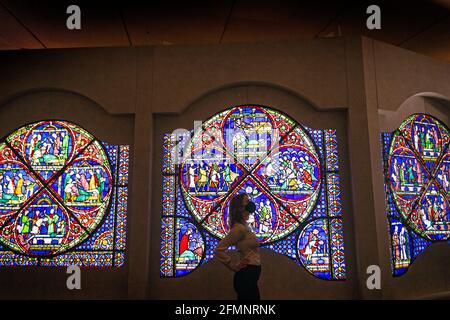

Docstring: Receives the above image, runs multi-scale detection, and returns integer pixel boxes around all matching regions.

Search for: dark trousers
[233,265,261,300]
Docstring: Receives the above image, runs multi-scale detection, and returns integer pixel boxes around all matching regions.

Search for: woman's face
[242,195,250,221]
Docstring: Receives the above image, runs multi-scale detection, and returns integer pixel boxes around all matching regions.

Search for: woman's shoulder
[231,222,247,232]
[233,223,253,235]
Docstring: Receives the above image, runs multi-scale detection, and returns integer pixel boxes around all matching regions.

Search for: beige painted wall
[0,37,448,299]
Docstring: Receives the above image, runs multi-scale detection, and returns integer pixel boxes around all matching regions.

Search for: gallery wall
[0,37,448,299]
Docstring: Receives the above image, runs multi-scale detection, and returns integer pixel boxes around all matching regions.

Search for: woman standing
[214,193,261,300]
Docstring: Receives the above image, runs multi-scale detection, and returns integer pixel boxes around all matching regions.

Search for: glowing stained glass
[383,114,450,276]
[160,105,346,280]
[0,121,129,267]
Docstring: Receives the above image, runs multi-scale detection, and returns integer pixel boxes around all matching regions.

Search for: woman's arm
[214,224,245,271]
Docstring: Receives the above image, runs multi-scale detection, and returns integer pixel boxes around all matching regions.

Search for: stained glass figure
[160,105,346,280]
[382,114,450,276]
[0,120,129,267]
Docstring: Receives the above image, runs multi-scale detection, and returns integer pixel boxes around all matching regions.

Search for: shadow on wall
[393,242,450,299]
[0,87,134,144]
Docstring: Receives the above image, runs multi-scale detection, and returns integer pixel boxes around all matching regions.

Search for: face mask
[245,201,256,213]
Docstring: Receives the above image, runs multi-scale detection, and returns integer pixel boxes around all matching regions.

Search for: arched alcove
[378,92,450,132]
[0,88,134,299]
[149,82,357,299]
[0,88,134,144]
[379,93,450,299]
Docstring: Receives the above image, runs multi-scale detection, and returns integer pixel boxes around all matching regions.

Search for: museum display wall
[0,37,449,299]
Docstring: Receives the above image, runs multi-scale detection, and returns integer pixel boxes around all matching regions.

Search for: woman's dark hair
[229,193,248,228]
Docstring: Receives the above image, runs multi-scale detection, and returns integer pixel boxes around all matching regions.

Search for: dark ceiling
[0,0,449,62]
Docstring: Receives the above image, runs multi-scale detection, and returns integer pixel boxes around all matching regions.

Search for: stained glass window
[160,105,346,280]
[0,120,129,267]
[382,113,450,276]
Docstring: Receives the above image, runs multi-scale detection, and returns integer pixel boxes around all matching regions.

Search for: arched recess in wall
[381,92,450,276]
[379,92,450,132]
[0,88,132,267]
[155,82,350,281]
